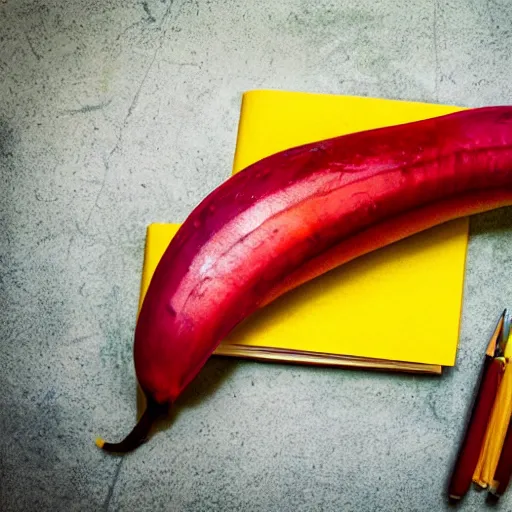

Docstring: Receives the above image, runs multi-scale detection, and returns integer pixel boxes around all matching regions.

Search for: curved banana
[97,106,512,453]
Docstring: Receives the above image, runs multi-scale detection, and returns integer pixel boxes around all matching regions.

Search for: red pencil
[447,311,506,501]
[448,358,504,500]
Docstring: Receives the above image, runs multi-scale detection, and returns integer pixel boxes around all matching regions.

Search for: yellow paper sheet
[139,90,468,368]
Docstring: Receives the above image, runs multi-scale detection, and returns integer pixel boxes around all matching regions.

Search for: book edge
[213,343,443,374]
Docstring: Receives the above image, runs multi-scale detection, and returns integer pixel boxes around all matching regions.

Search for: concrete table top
[1,1,512,511]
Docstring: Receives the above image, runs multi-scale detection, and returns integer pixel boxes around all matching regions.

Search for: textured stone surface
[1,1,512,511]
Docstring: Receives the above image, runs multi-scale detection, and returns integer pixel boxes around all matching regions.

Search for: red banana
[97,106,512,453]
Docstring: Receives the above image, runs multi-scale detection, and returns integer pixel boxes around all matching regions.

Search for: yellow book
[138,90,469,374]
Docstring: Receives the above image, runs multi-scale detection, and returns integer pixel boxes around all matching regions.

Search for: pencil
[472,312,508,489]
[473,408,496,488]
[447,313,505,501]
[480,359,512,485]
[489,413,512,499]
[449,357,505,499]
[485,327,512,499]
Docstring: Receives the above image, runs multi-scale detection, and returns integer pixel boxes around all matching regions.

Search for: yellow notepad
[138,90,469,374]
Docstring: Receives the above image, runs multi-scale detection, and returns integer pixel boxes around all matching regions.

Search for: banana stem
[96,396,169,454]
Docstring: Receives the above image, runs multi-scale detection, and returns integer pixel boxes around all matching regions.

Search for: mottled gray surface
[1,0,512,511]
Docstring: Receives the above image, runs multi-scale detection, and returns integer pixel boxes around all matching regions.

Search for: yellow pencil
[481,359,512,485]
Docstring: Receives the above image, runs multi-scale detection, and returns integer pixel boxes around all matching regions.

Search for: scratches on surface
[61,100,112,116]
[82,1,176,229]
[123,53,158,132]
[115,20,145,42]
[35,190,58,203]
[405,438,443,459]
[102,459,124,512]
[66,236,75,261]
[141,1,156,23]
[67,333,99,346]
[66,222,86,262]
[83,155,109,228]
[24,32,42,61]
[112,0,175,151]
[427,390,449,425]
[162,60,202,70]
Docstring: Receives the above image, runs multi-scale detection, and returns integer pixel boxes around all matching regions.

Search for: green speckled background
[1,1,512,511]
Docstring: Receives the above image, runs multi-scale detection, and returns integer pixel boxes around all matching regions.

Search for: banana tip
[95,437,105,449]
